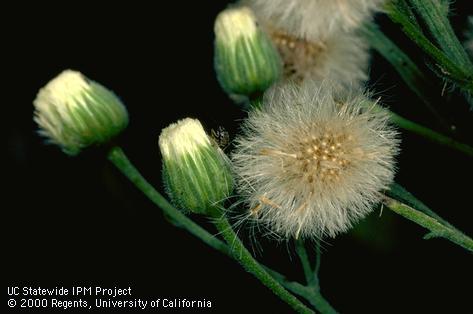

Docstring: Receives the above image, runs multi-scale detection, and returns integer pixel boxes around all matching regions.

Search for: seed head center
[294,132,353,183]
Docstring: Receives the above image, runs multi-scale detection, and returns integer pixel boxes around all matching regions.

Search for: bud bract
[159,118,233,215]
[33,70,129,155]
[214,6,282,97]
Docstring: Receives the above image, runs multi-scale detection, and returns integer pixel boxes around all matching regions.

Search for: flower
[214,6,282,97]
[33,70,129,155]
[243,0,387,39]
[159,118,233,216]
[232,81,399,239]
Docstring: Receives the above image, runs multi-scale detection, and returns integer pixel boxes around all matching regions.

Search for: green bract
[33,70,129,155]
[158,118,233,215]
[214,6,282,97]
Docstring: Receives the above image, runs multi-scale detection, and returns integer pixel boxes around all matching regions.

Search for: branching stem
[107,146,314,313]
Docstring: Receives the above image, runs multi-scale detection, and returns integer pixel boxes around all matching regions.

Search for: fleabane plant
[232,82,400,239]
[33,70,128,155]
[159,118,233,216]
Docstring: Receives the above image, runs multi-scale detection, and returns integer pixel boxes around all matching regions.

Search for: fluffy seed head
[243,0,387,39]
[214,6,282,97]
[33,70,128,155]
[266,24,369,87]
[232,82,399,239]
[159,118,233,216]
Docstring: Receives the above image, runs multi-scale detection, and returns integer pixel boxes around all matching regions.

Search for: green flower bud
[159,118,233,216]
[214,6,282,97]
[33,70,129,155]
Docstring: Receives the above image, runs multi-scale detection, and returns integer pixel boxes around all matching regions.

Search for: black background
[4,1,473,313]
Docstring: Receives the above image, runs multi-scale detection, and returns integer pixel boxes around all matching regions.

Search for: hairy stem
[313,240,321,287]
[388,183,455,229]
[386,0,473,106]
[265,268,338,314]
[409,0,473,72]
[108,146,313,313]
[382,195,473,252]
[361,23,451,131]
[107,146,231,257]
[388,111,473,157]
[212,215,314,314]
[295,239,316,286]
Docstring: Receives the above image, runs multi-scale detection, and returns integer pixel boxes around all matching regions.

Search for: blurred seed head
[266,24,369,87]
[243,0,387,39]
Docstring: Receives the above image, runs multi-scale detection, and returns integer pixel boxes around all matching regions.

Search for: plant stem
[212,215,314,314]
[313,240,321,287]
[295,239,316,286]
[305,289,338,314]
[387,0,462,77]
[388,183,455,229]
[382,195,473,252]
[294,239,338,313]
[108,146,313,313]
[265,268,338,314]
[361,23,451,131]
[388,111,473,157]
[393,0,420,27]
[386,0,473,106]
[409,0,473,72]
[107,146,232,257]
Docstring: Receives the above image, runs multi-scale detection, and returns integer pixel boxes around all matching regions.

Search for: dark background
[4,1,473,313]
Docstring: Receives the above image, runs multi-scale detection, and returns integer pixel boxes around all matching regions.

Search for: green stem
[305,289,338,314]
[388,111,473,157]
[382,195,473,252]
[313,240,321,287]
[439,0,450,14]
[386,1,473,87]
[388,183,455,229]
[108,146,312,313]
[393,0,421,27]
[294,239,337,313]
[107,146,232,257]
[265,268,338,314]
[409,0,473,72]
[361,23,450,131]
[212,215,314,314]
[295,239,316,286]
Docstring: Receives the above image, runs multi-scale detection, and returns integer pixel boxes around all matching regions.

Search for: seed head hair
[266,25,369,87]
[243,0,387,40]
[231,81,400,239]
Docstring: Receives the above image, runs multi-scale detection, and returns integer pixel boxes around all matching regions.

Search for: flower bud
[33,70,129,155]
[214,6,282,97]
[159,118,233,215]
